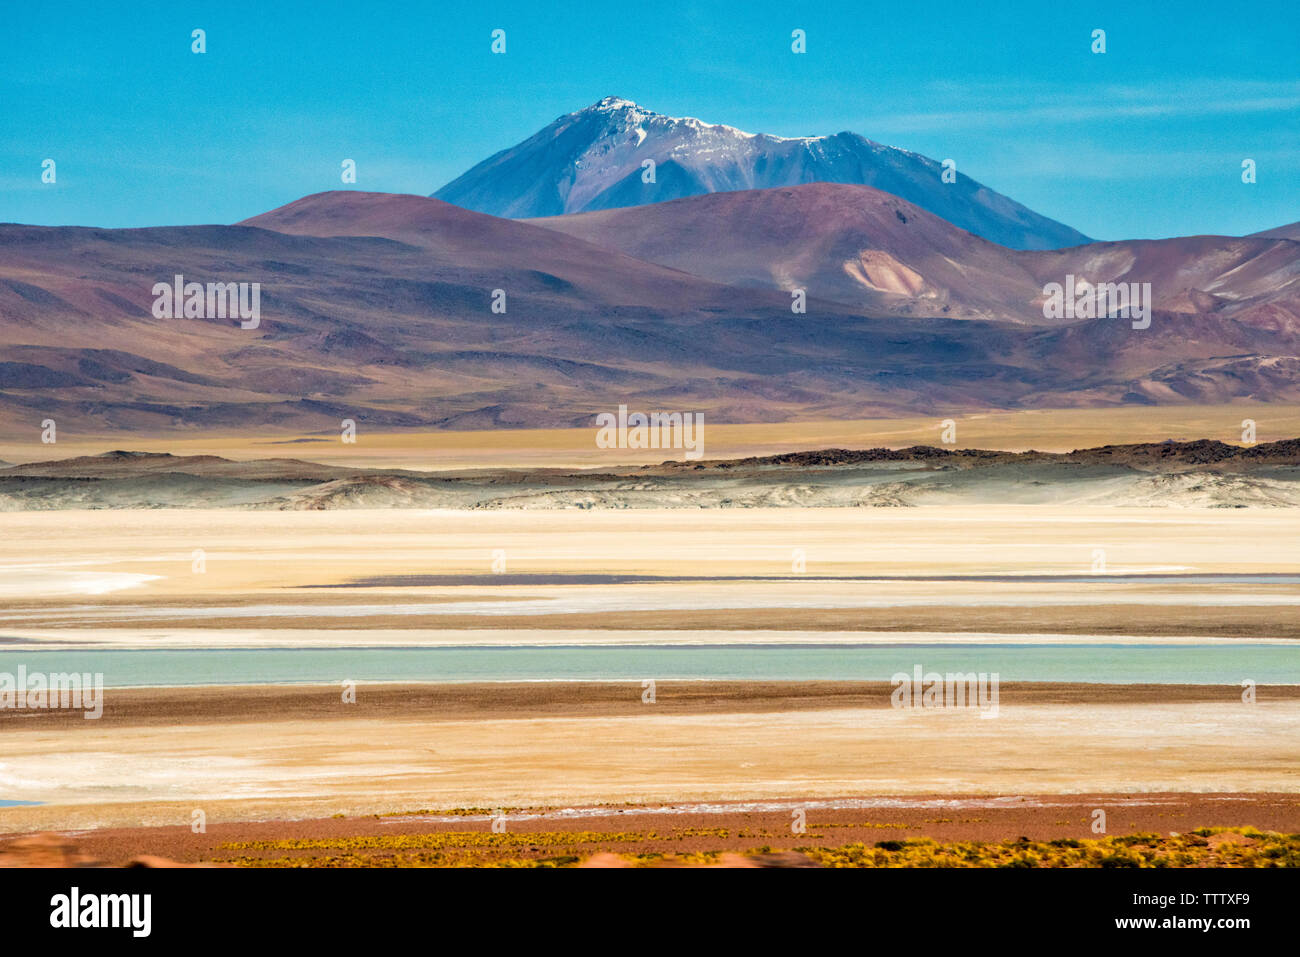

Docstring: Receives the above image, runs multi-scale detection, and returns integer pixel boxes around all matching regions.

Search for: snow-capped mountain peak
[433,97,1090,250]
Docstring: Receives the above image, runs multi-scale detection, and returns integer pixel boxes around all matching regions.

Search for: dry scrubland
[5,803,1299,868]
[215,827,1300,868]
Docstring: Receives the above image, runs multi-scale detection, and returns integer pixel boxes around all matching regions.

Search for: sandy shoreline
[8,606,1300,640]
[3,680,1299,728]
[2,681,1297,833]
[7,630,1298,652]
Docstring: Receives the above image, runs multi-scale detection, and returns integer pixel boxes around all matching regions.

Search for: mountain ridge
[1,189,1298,437]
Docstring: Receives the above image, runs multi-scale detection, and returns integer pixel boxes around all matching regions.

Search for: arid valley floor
[1,410,1298,867]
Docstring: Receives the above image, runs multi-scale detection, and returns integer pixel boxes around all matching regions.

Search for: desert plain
[0,412,1298,866]
[1,459,1298,863]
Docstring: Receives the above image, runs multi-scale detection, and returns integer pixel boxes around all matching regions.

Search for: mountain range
[0,98,1297,437]
[433,97,1092,251]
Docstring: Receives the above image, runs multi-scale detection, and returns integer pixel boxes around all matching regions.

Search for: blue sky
[2,0,1296,239]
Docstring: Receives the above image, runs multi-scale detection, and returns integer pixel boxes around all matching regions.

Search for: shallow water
[0,643,1295,686]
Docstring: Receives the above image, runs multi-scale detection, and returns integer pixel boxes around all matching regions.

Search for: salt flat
[1,505,1296,829]
[2,694,1297,830]
[1,508,1298,640]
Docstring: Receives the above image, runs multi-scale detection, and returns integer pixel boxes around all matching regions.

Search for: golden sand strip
[2,404,1295,467]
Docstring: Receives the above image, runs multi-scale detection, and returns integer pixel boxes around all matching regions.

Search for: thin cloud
[852,80,1300,134]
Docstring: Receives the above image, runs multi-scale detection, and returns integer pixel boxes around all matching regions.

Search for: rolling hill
[532,182,1300,332]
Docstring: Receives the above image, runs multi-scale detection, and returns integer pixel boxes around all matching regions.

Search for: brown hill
[1,189,1298,435]
[530,183,1300,331]
[1249,221,1300,241]
[532,183,1040,321]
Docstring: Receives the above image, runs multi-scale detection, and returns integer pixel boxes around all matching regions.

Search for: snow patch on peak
[591,96,645,113]
[584,98,814,144]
